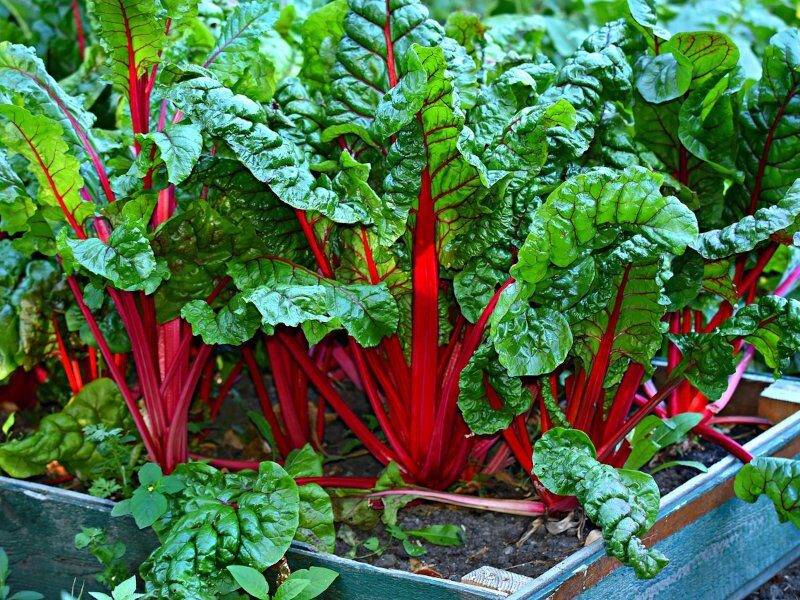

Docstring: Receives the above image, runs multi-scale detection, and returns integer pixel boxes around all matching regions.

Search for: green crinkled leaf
[0,149,37,237]
[481,99,578,184]
[453,252,509,324]
[64,221,169,294]
[0,42,97,154]
[735,457,800,527]
[570,259,671,386]
[482,13,545,59]
[145,123,203,186]
[467,62,552,147]
[512,166,698,286]
[532,32,634,193]
[327,0,441,130]
[379,43,490,262]
[0,238,24,289]
[702,259,737,304]
[719,295,800,373]
[0,379,128,478]
[300,0,347,90]
[673,296,800,399]
[229,257,398,347]
[273,78,332,162]
[668,331,738,401]
[738,30,800,209]
[533,255,597,313]
[201,0,280,102]
[693,176,800,260]
[370,58,427,142]
[541,381,569,428]
[665,251,703,311]
[141,462,300,598]
[677,73,740,177]
[458,342,533,435]
[444,11,486,57]
[189,155,309,263]
[490,301,572,378]
[152,198,250,322]
[181,296,261,346]
[533,427,668,579]
[168,77,355,223]
[336,226,413,347]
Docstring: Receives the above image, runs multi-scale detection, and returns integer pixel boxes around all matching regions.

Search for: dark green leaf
[735,456,800,527]
[0,379,128,478]
[458,342,533,435]
[534,427,668,579]
[226,565,269,600]
[406,524,464,546]
[624,413,703,470]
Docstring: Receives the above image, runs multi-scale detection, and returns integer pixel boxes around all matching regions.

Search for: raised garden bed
[2,0,800,598]
[2,374,798,599]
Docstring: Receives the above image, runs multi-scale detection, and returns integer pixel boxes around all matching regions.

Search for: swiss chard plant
[0,0,351,473]
[4,0,800,585]
[516,0,800,576]
[0,236,130,401]
[617,3,800,528]
[164,0,690,499]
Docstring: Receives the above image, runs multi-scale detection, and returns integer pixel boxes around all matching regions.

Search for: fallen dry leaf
[223,428,244,450]
[584,529,603,546]
[516,517,544,548]
[546,513,578,535]
[411,563,444,578]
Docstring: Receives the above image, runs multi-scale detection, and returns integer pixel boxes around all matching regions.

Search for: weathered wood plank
[0,477,502,600]
[759,378,800,423]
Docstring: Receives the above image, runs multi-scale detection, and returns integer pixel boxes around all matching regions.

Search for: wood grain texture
[760,379,800,423]
[461,565,535,595]
[507,404,800,600]
[0,477,502,600]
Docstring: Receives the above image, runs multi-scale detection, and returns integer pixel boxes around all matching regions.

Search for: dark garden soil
[323,409,764,583]
[334,499,585,581]
[648,425,760,495]
[749,560,800,599]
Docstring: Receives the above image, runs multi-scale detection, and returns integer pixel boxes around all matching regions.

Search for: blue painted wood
[508,409,800,600]
[0,476,502,600]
